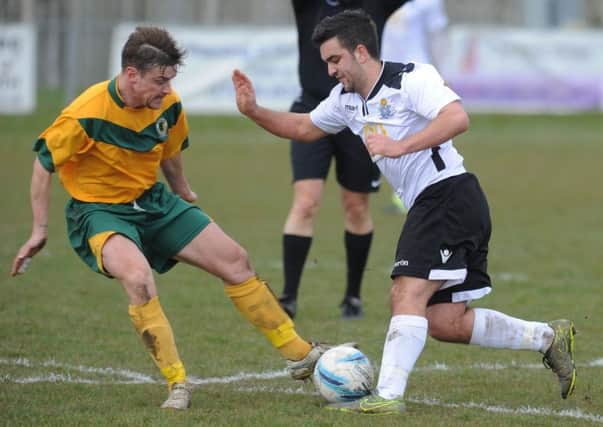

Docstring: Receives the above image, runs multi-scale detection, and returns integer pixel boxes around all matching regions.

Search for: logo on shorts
[155,117,168,140]
[394,259,409,268]
[132,200,147,212]
[440,248,453,264]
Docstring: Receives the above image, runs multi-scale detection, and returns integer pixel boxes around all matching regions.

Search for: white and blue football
[312,345,374,403]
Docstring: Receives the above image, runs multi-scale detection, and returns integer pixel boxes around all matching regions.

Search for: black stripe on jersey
[367,62,415,99]
[431,146,446,171]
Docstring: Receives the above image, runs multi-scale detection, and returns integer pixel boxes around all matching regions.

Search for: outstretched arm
[161,153,197,202]
[11,158,52,276]
[232,69,327,143]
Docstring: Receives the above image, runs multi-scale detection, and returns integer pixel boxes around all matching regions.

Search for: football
[312,345,374,403]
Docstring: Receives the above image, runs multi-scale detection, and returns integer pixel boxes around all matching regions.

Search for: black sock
[281,234,312,301]
[344,230,373,299]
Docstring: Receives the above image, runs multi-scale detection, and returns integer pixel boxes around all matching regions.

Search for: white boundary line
[1,357,602,423]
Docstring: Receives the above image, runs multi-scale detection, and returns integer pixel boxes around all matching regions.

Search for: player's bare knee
[344,205,370,227]
[292,195,320,220]
[227,245,254,280]
[120,266,153,289]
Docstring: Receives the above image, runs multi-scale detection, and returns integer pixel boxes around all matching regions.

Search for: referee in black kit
[278,0,409,320]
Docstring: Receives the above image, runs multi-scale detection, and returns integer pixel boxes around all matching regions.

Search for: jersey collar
[366,61,415,100]
[108,77,126,108]
[365,61,386,100]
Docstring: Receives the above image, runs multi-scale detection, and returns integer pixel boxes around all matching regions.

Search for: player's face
[320,37,362,93]
[131,65,177,109]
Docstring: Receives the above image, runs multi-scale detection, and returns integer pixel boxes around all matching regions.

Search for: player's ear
[354,44,370,64]
[124,66,140,83]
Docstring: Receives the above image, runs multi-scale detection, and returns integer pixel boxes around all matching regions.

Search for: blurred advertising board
[110,24,300,114]
[110,24,603,114]
[441,26,603,113]
[0,24,36,114]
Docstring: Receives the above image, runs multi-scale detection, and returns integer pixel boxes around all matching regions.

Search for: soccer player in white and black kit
[281,0,409,319]
[233,9,576,415]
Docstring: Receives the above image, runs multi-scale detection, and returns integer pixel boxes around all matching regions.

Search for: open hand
[11,234,47,276]
[232,69,258,117]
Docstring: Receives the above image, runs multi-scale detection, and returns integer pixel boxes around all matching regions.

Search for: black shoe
[340,297,363,319]
[278,296,297,319]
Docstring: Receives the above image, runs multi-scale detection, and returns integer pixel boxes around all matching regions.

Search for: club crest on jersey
[378,98,394,119]
[155,117,168,140]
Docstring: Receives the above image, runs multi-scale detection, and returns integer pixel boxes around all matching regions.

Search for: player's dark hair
[311,9,379,59]
[121,26,185,73]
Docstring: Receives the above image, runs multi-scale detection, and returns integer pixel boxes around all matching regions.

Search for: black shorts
[391,173,492,306]
[289,95,380,193]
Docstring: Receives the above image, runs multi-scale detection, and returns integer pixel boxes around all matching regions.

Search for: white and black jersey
[310,61,466,210]
[312,61,493,303]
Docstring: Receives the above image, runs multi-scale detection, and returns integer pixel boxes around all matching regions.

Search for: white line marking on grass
[10,375,601,423]
[589,358,603,367]
[187,370,287,385]
[232,386,603,424]
[2,357,602,423]
[3,357,602,385]
[408,397,603,424]
[12,374,101,384]
[41,359,156,383]
[237,385,309,395]
[0,357,155,384]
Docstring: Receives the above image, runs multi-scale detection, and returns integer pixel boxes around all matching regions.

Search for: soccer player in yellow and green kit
[11,26,337,410]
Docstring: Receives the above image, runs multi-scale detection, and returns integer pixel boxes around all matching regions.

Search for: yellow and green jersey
[34,77,189,203]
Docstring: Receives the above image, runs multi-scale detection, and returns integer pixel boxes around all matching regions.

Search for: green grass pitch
[1,92,601,426]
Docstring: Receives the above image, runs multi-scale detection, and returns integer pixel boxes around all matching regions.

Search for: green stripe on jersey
[78,102,182,152]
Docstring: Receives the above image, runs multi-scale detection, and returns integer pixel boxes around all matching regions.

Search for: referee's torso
[292,0,406,104]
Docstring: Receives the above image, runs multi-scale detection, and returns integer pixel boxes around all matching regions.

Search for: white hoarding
[440,26,603,113]
[0,24,36,114]
[110,24,300,114]
[109,24,603,114]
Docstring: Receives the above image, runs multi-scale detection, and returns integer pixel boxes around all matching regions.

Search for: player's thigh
[144,193,211,273]
[174,222,252,284]
[65,199,144,276]
[332,129,380,193]
[290,136,333,181]
[390,275,442,316]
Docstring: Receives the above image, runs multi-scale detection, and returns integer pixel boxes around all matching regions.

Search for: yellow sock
[128,296,186,388]
[225,277,312,360]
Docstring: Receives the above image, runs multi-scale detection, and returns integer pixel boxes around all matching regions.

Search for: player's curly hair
[311,9,379,59]
[121,26,186,73]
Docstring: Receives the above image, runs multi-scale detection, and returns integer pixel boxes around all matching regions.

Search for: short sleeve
[161,101,190,160]
[309,85,348,134]
[33,115,89,172]
[403,63,459,119]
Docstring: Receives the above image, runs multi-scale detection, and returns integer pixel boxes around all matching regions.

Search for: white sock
[375,315,428,400]
[470,308,554,352]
